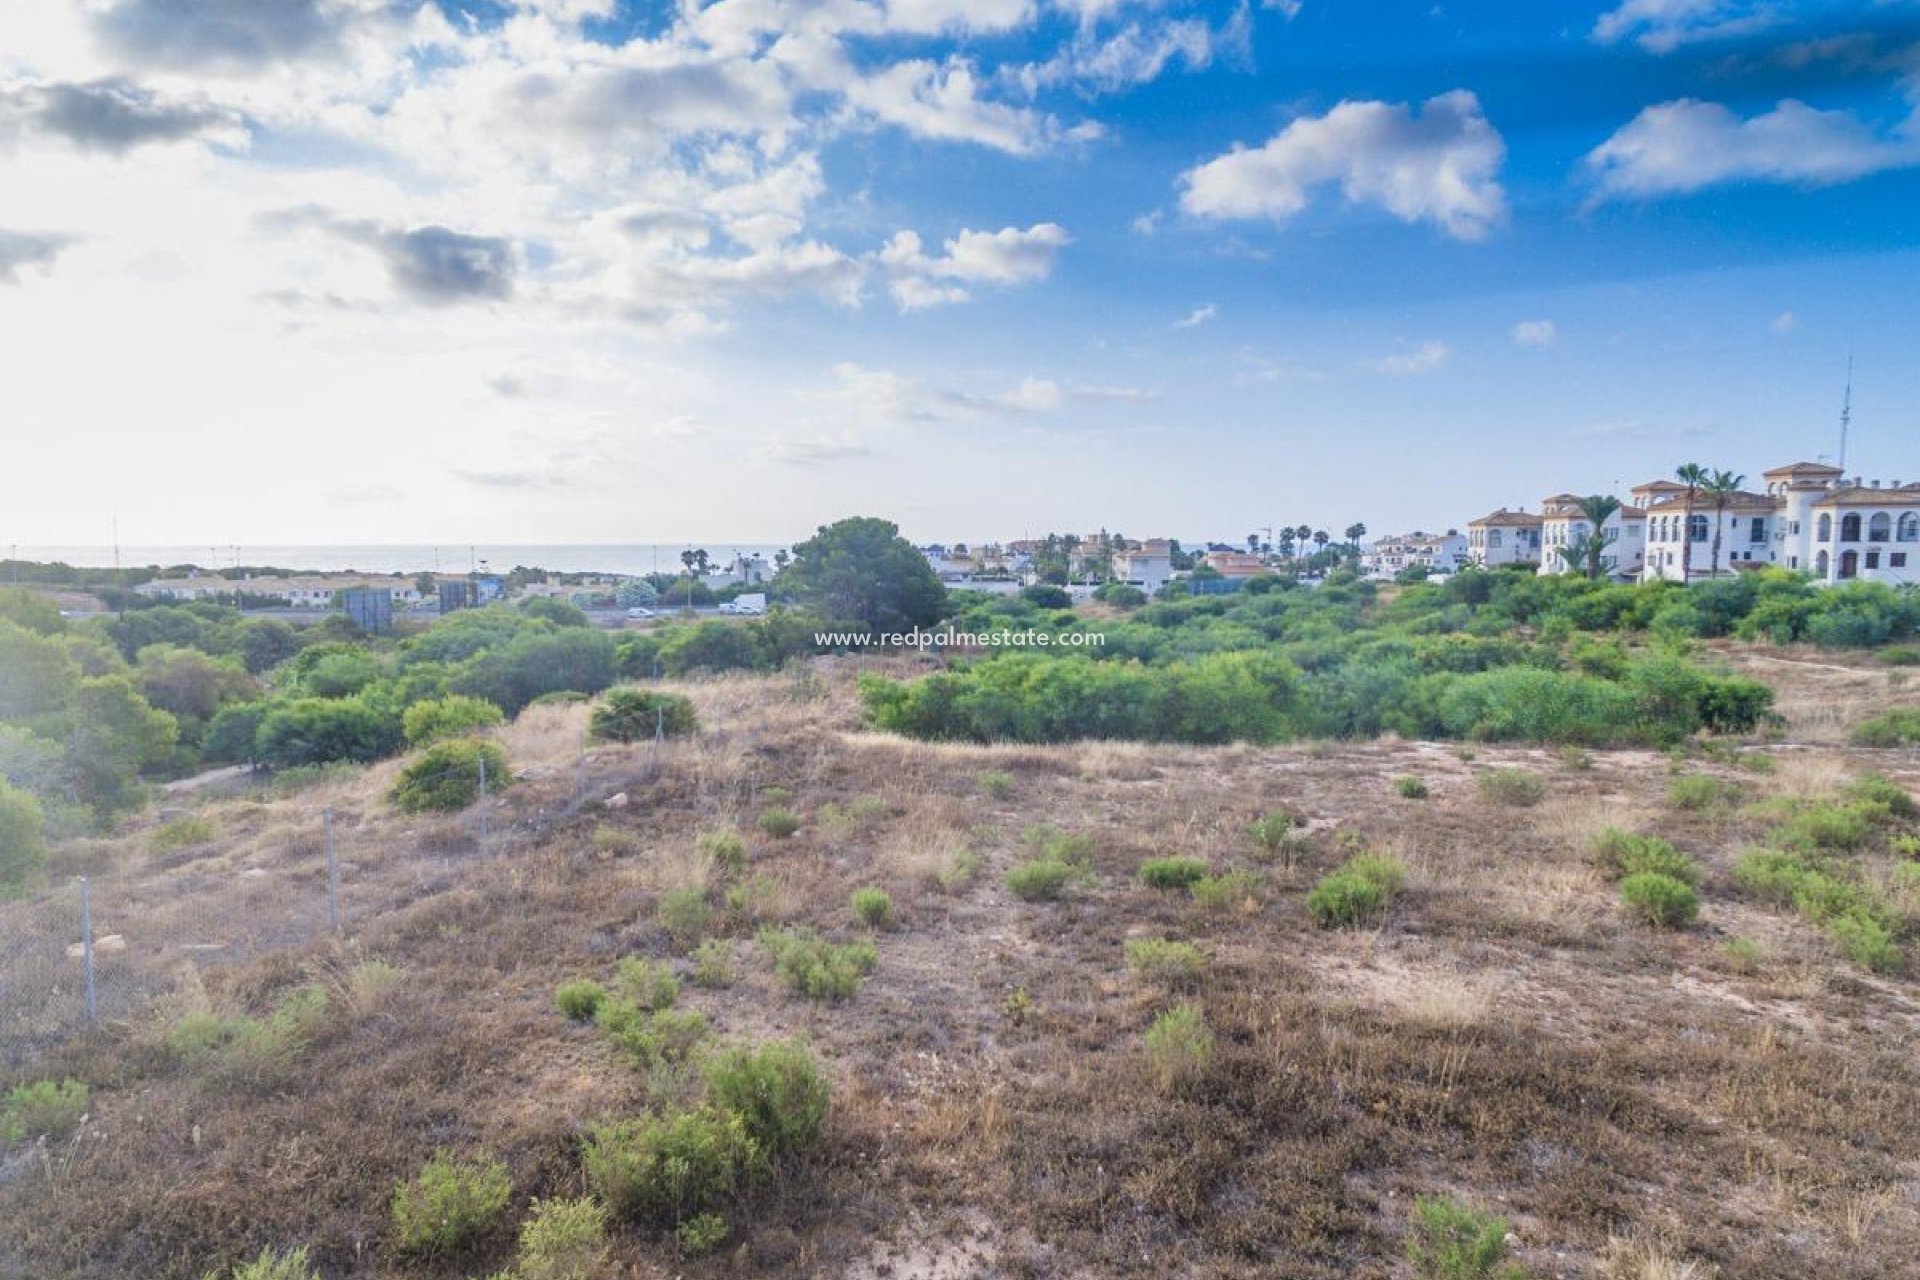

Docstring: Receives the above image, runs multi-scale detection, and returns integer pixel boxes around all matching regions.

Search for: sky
[3,0,1918,549]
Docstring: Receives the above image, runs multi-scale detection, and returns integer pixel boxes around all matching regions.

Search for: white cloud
[1591,0,1774,53]
[1175,303,1216,328]
[1011,10,1241,98]
[1770,309,1797,333]
[1130,209,1163,235]
[847,58,1094,155]
[1512,318,1556,346]
[755,428,871,465]
[1263,0,1303,16]
[1367,340,1450,376]
[878,222,1072,309]
[1178,90,1508,240]
[1586,97,1920,197]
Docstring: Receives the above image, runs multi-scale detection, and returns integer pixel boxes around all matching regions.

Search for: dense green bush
[757,807,800,839]
[1,1078,88,1141]
[612,956,680,1011]
[1395,775,1430,799]
[1853,709,1920,747]
[210,1246,320,1280]
[590,688,699,743]
[390,1151,512,1256]
[759,928,877,1000]
[1190,869,1264,913]
[690,938,736,988]
[1137,855,1209,889]
[555,979,606,1021]
[1620,872,1700,928]
[657,887,712,943]
[1307,853,1406,927]
[256,696,403,770]
[1124,937,1206,984]
[389,739,510,813]
[1590,830,1701,885]
[1405,1195,1524,1280]
[1668,773,1742,811]
[583,1108,759,1225]
[515,1196,608,1280]
[401,694,503,746]
[851,886,892,928]
[1476,769,1545,807]
[702,1038,831,1161]
[1005,858,1074,902]
[0,778,48,895]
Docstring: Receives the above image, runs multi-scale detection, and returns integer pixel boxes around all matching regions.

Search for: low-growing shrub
[213,1246,320,1280]
[1005,858,1073,902]
[1190,869,1264,914]
[759,928,878,1001]
[1590,829,1701,885]
[1772,801,1877,853]
[1476,769,1545,807]
[697,829,746,876]
[390,1151,512,1256]
[1722,935,1763,973]
[1306,853,1406,928]
[938,849,981,891]
[978,769,1014,799]
[516,1196,608,1280]
[583,1108,759,1225]
[1,1078,88,1141]
[1620,872,1699,928]
[1124,937,1206,984]
[1344,852,1408,897]
[1249,810,1305,858]
[389,739,511,813]
[689,938,735,988]
[1405,1195,1524,1280]
[757,807,801,839]
[590,688,698,742]
[170,985,331,1082]
[1848,773,1916,819]
[152,814,217,853]
[1853,708,1920,747]
[1144,1004,1213,1095]
[702,1038,830,1160]
[613,957,679,1011]
[554,979,606,1021]
[851,886,892,928]
[1395,776,1430,800]
[1023,823,1096,866]
[677,1212,729,1257]
[1137,855,1209,890]
[1668,773,1742,812]
[657,887,712,944]
[1828,911,1903,974]
[597,1001,710,1070]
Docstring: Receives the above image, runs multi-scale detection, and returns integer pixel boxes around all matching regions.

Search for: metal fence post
[576,735,586,804]
[325,808,339,931]
[477,755,489,849]
[77,877,97,1027]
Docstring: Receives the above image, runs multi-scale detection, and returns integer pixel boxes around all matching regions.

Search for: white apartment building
[1110,539,1176,593]
[1362,532,1468,580]
[1537,494,1647,580]
[1465,508,1543,567]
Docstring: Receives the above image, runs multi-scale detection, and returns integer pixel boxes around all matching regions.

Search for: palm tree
[1562,494,1622,580]
[1704,469,1746,579]
[1345,522,1367,560]
[1675,462,1708,582]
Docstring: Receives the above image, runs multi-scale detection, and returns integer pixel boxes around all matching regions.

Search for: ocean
[7,545,794,577]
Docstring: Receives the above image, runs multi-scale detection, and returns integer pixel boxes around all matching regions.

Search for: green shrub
[152,814,217,853]
[390,1151,512,1256]
[1667,773,1741,812]
[597,1000,710,1070]
[1620,872,1699,928]
[1123,938,1206,984]
[1848,774,1916,819]
[698,828,746,876]
[1143,1004,1213,1095]
[613,956,679,1011]
[1306,853,1406,928]
[1773,801,1876,853]
[1395,775,1430,800]
[1829,911,1903,974]
[1190,869,1265,913]
[689,938,735,988]
[1022,824,1097,866]
[1852,708,1920,747]
[851,886,892,928]
[1476,769,1544,807]
[757,807,801,839]
[1405,1195,1524,1280]
[1248,810,1305,857]
[590,688,698,742]
[401,694,504,747]
[1590,829,1701,885]
[0,779,48,895]
[1,1078,88,1141]
[978,769,1014,799]
[1344,852,1408,897]
[389,739,510,813]
[677,1212,729,1257]
[211,1246,319,1280]
[1559,745,1594,771]
[1880,646,1920,666]
[760,928,877,1001]
[1137,855,1209,890]
[554,979,606,1021]
[938,848,981,891]
[656,887,712,944]
[1005,858,1073,902]
[583,1108,758,1225]
[1722,935,1763,973]
[703,1038,831,1160]
[171,985,331,1082]
[516,1197,607,1280]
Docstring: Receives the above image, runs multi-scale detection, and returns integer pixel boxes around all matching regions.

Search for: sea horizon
[6,544,799,578]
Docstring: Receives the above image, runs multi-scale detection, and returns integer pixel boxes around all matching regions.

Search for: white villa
[1362,532,1468,580]
[1538,494,1648,580]
[136,574,431,606]
[1110,539,1176,593]
[1465,509,1543,567]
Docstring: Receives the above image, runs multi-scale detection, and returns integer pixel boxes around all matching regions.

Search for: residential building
[1361,532,1467,580]
[1110,539,1176,592]
[1639,486,1779,581]
[1202,550,1269,578]
[1538,495,1647,580]
[1465,509,1542,567]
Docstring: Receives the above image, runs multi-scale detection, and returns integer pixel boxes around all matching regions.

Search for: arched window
[1817,513,1833,541]
[1841,513,1862,542]
[1869,513,1892,542]
[1688,513,1709,543]
[1900,512,1919,543]
[1816,550,1830,577]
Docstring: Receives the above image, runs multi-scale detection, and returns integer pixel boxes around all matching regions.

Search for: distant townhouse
[1465,509,1542,567]
[1361,532,1467,580]
[1111,539,1176,592]
[1201,550,1269,578]
[135,574,428,606]
[1767,463,1920,584]
[1641,485,1780,582]
[1538,494,1647,580]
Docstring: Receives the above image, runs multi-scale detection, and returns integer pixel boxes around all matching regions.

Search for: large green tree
[778,517,946,633]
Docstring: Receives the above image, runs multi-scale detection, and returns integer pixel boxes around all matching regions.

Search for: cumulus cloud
[0,79,239,153]
[879,223,1071,309]
[0,231,69,283]
[1367,340,1450,375]
[1586,97,1920,197]
[847,58,1097,154]
[1770,309,1797,332]
[90,0,360,73]
[755,429,870,464]
[1512,318,1556,346]
[1591,0,1775,53]
[1175,303,1217,328]
[1178,90,1509,240]
[266,209,521,305]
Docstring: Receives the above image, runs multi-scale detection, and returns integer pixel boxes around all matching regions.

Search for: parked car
[626,606,657,618]
[718,592,766,616]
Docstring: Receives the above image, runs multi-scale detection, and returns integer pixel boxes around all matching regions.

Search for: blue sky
[2,0,1917,548]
